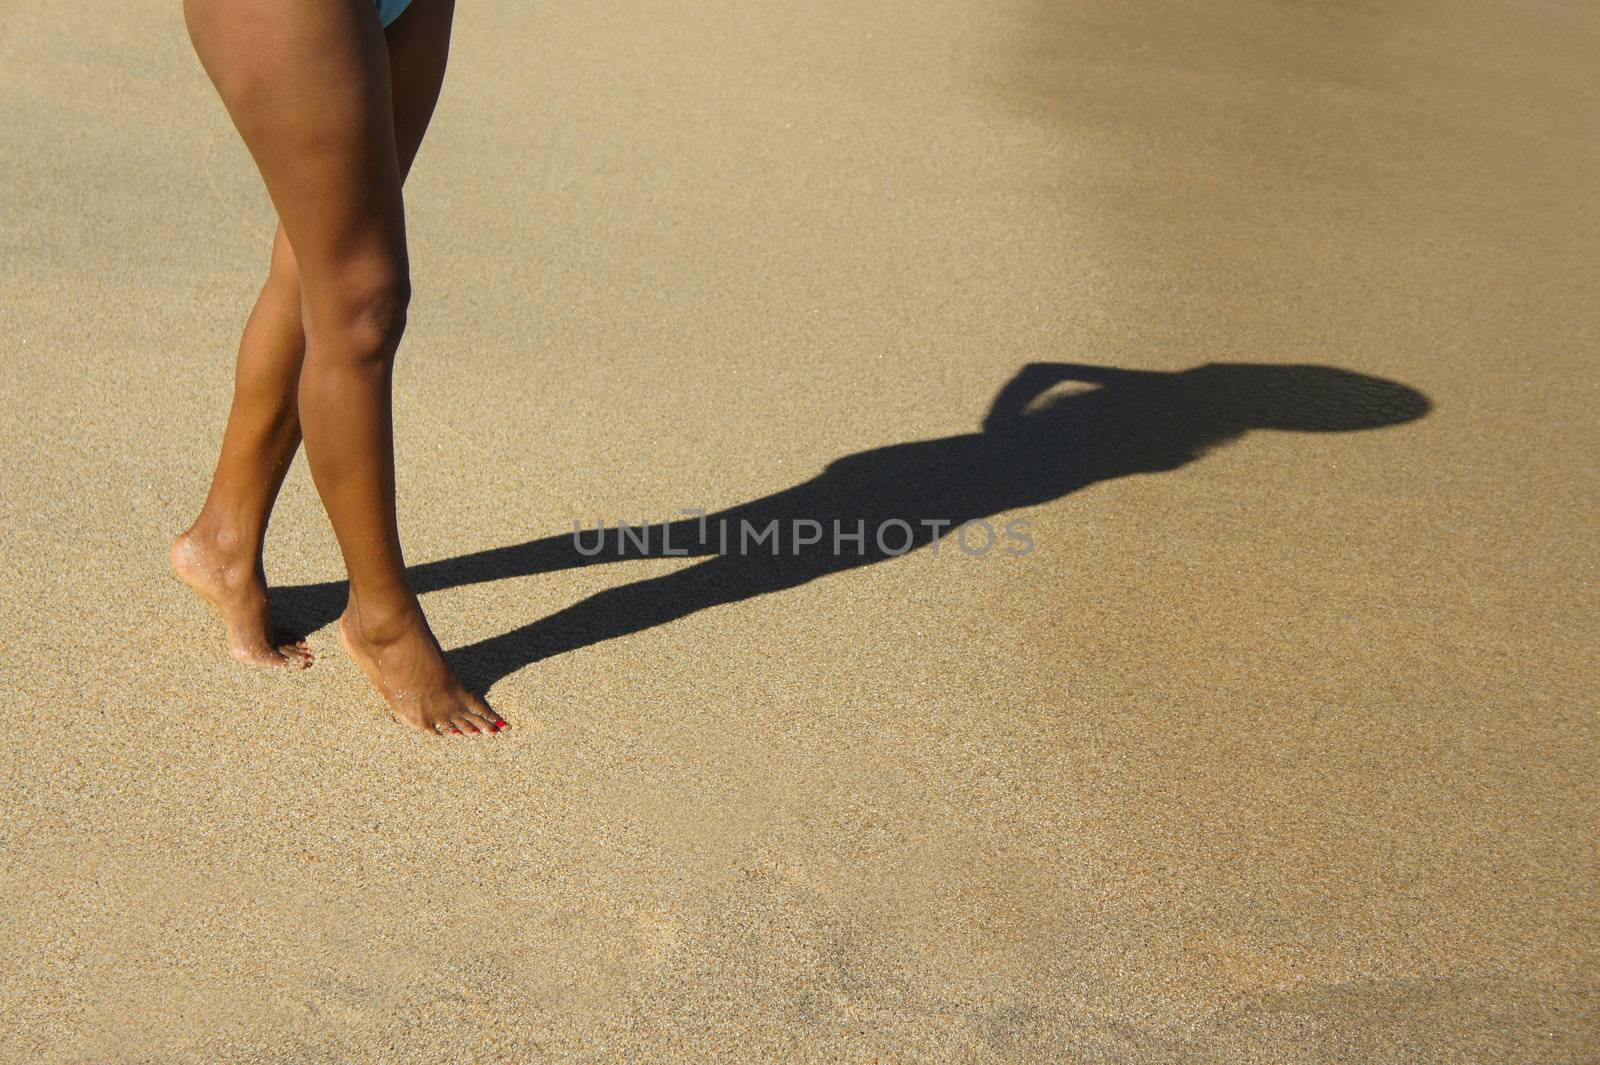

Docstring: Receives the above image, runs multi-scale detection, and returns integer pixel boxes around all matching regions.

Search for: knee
[309,260,412,361]
[265,229,299,294]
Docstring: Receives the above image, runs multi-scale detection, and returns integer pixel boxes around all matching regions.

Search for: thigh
[250,0,455,320]
[384,0,457,180]
[184,0,407,305]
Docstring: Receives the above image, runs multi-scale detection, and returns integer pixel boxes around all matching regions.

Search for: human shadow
[273,361,1430,693]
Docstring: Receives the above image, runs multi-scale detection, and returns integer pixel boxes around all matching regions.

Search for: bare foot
[170,528,313,669]
[338,606,507,737]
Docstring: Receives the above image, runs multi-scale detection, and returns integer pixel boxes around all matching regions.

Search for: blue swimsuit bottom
[375,0,414,27]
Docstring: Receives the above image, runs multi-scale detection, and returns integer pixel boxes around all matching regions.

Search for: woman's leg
[182,0,503,735]
[172,0,454,673]
[172,225,312,667]
[171,0,455,671]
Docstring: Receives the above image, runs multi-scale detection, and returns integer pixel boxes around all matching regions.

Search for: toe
[467,696,507,730]
[243,644,298,669]
[455,714,492,736]
[280,646,314,669]
[460,703,502,729]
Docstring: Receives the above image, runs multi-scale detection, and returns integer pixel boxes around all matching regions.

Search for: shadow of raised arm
[981,361,1158,432]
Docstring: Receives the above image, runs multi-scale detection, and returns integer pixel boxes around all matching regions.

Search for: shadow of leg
[444,548,850,694]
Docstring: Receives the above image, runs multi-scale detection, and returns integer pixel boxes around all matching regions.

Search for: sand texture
[1,0,1596,1060]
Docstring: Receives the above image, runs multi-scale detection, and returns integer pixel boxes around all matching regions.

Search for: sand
[1,0,1596,1060]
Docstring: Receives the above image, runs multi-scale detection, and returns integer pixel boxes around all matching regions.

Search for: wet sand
[1,0,1595,1060]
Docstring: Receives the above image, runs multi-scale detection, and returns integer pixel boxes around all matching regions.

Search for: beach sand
[1,0,1595,1060]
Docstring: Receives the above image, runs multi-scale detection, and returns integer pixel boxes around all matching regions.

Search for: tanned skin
[173,0,507,737]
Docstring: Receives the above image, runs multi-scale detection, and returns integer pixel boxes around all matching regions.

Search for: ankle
[342,598,428,647]
[182,514,263,562]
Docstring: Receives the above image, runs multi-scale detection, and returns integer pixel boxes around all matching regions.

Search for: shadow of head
[993,360,1431,439]
[984,360,1432,477]
[1182,362,1432,432]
